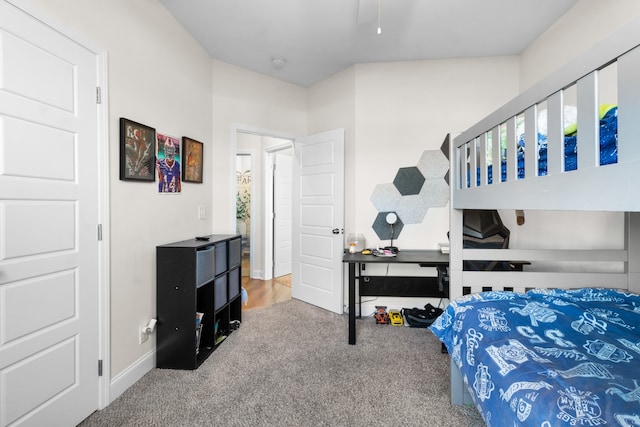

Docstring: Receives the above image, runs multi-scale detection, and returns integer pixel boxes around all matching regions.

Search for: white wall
[352,58,520,253]
[306,57,520,314]
[520,0,640,92]
[211,59,307,234]
[28,0,215,380]
[27,0,308,395]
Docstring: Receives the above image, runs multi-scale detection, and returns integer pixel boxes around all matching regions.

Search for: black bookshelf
[156,234,242,369]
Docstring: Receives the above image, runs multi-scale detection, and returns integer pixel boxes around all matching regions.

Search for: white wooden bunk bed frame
[448,17,640,405]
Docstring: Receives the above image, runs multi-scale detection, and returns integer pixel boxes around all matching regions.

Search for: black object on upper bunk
[463,209,511,272]
[477,105,618,185]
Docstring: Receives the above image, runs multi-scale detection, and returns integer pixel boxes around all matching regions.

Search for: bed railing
[449,210,640,298]
[448,17,640,301]
[452,24,640,213]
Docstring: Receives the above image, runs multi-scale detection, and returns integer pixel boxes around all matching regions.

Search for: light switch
[197,205,206,220]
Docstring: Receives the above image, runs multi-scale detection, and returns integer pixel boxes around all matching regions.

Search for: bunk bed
[430,16,640,427]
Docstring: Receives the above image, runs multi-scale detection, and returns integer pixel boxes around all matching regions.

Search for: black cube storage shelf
[156,234,242,369]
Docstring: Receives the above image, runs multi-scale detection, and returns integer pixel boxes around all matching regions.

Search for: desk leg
[348,261,356,345]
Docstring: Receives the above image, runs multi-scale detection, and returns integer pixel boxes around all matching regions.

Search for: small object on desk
[383,245,398,254]
[373,248,396,257]
[347,233,366,253]
[361,249,371,255]
[195,236,210,241]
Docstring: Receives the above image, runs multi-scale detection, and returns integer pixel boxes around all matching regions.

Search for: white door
[0,2,100,426]
[291,129,344,314]
[273,152,292,278]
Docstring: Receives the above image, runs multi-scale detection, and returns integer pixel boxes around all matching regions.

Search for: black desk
[343,250,449,345]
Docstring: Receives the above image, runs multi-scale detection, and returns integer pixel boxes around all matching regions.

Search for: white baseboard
[108,349,155,404]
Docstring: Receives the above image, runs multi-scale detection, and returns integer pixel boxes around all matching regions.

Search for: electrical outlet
[139,326,149,344]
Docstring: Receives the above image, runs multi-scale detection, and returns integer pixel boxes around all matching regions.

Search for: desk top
[342,249,448,266]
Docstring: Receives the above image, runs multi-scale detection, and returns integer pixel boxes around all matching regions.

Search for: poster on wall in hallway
[236,158,251,252]
[156,133,181,193]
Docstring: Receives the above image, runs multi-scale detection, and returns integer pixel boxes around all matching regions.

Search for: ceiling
[159,0,578,87]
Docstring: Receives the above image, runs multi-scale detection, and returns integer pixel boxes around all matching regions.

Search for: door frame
[9,0,112,409]
[96,53,111,410]
[230,124,295,280]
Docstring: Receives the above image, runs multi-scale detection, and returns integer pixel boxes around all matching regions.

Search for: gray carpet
[80,299,485,426]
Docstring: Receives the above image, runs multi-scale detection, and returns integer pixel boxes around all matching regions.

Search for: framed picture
[156,133,182,193]
[182,137,204,183]
[119,118,156,181]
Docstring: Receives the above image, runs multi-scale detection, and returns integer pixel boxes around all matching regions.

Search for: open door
[291,129,344,314]
[273,152,292,278]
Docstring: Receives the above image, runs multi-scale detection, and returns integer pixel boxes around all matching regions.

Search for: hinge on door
[98,224,103,241]
[98,360,103,376]
[96,87,102,104]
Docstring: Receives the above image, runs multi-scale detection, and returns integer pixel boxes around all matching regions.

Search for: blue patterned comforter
[430,288,640,426]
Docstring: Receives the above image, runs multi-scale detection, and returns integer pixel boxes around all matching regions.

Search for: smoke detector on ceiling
[272,57,286,69]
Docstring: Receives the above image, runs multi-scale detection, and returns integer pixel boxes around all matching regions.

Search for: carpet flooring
[79,299,485,426]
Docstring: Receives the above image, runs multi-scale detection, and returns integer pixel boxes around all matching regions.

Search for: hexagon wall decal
[369,141,450,241]
[440,134,450,160]
[393,167,425,196]
[417,150,448,179]
[419,177,449,207]
[395,194,429,225]
[372,211,404,240]
[370,183,402,212]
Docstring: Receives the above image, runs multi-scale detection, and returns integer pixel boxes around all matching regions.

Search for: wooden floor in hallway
[241,274,291,311]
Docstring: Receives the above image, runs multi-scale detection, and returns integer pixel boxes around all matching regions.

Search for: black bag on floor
[401,303,443,328]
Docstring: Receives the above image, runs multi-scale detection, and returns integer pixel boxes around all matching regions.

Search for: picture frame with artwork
[182,137,204,183]
[156,133,182,193]
[119,118,156,181]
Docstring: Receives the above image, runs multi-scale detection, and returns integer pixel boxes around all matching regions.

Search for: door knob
[332,228,342,234]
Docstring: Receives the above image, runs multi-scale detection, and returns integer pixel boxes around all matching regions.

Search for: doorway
[232,126,345,314]
[234,128,294,309]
